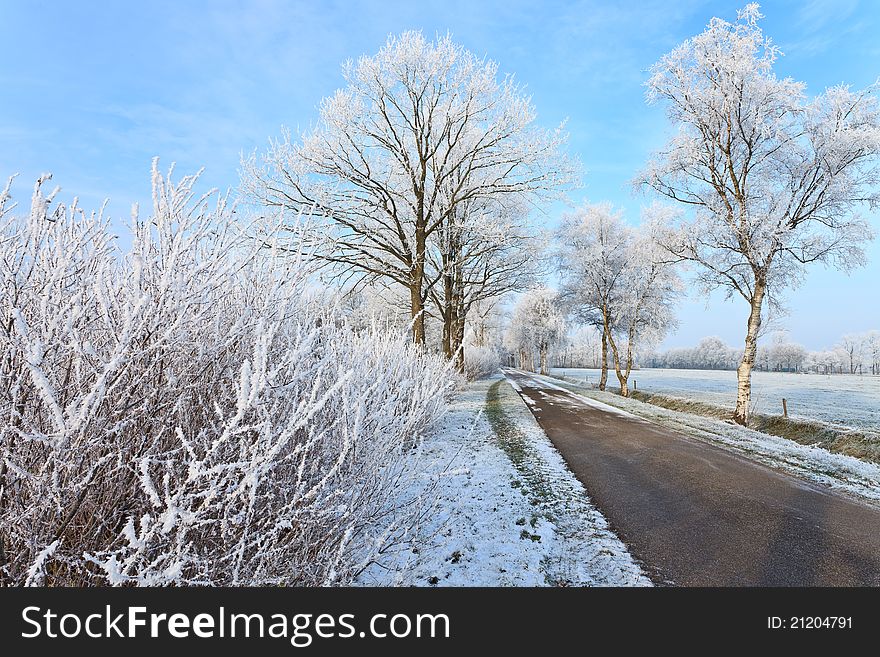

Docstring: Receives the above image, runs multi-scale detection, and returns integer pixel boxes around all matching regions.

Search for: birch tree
[244,31,574,346]
[556,203,630,391]
[556,202,680,395]
[638,4,880,423]
[609,207,682,395]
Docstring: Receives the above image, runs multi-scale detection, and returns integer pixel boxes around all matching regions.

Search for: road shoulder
[539,372,880,506]
[356,373,649,586]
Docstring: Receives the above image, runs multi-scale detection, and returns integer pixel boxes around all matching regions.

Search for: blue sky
[2,0,878,349]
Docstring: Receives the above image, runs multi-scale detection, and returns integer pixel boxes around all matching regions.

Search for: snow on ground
[518,371,641,420]
[530,372,880,504]
[551,367,880,431]
[356,373,649,586]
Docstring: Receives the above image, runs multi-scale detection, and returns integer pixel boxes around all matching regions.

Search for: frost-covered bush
[0,163,454,586]
[464,346,501,380]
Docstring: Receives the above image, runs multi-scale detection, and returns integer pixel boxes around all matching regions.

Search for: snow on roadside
[490,375,650,586]
[356,373,649,586]
[537,373,880,504]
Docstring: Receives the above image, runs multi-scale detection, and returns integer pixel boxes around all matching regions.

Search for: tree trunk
[410,198,427,346]
[540,348,548,375]
[450,261,466,373]
[606,328,628,397]
[734,278,766,425]
[452,307,465,373]
[440,227,465,371]
[410,280,426,345]
[441,270,453,359]
[599,326,608,391]
[612,325,636,398]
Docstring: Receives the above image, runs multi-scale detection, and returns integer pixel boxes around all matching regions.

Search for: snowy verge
[539,373,880,505]
[489,375,650,586]
[356,374,649,586]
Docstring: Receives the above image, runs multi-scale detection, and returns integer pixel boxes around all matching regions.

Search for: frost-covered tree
[559,325,604,369]
[556,203,630,390]
[460,298,507,380]
[339,284,412,335]
[466,298,506,349]
[427,194,542,370]
[837,333,865,374]
[799,330,880,374]
[864,330,880,375]
[557,202,680,395]
[809,347,850,374]
[766,332,807,372]
[693,336,738,370]
[638,4,880,423]
[506,288,565,374]
[608,206,682,395]
[244,31,575,347]
[650,337,742,370]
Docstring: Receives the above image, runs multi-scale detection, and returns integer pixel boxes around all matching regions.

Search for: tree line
[239,5,878,425]
[646,331,880,375]
[495,6,880,423]
[242,32,575,372]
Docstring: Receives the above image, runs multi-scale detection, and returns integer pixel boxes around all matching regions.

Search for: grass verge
[627,390,880,464]
[553,375,880,465]
[484,380,555,524]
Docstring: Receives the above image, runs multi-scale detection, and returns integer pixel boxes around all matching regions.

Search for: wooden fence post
[782,398,788,418]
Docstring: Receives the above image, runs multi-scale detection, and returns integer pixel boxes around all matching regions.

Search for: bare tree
[244,31,575,346]
[428,194,542,369]
[556,202,680,396]
[638,4,880,423]
[556,203,630,391]
[838,333,864,374]
[865,330,880,375]
[505,288,565,374]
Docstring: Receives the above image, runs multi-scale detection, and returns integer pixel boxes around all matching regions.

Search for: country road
[502,369,880,586]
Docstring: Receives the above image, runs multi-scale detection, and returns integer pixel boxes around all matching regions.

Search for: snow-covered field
[357,374,649,586]
[552,367,880,430]
[536,373,880,504]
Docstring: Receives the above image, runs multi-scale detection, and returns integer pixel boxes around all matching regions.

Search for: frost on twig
[0,165,454,586]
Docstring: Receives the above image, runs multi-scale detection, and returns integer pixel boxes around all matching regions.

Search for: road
[503,369,880,586]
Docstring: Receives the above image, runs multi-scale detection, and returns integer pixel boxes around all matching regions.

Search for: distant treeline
[645,332,880,375]
[551,330,880,375]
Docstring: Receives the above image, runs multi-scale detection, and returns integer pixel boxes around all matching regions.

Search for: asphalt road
[503,369,880,586]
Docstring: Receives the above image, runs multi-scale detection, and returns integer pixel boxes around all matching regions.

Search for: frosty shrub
[464,346,501,381]
[0,162,454,586]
